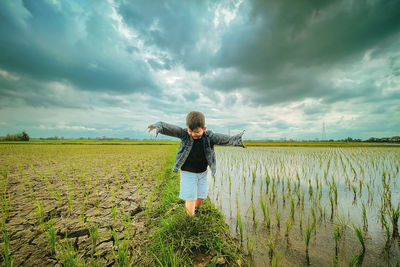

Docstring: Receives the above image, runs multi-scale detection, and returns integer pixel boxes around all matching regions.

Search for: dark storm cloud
[301,101,331,116]
[117,0,215,72]
[216,0,400,71]
[0,73,80,109]
[205,0,400,105]
[0,0,158,95]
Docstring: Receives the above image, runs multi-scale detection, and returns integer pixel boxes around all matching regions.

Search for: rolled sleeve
[209,130,246,147]
[152,121,163,138]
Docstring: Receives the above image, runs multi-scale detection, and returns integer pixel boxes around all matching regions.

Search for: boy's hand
[147,125,155,133]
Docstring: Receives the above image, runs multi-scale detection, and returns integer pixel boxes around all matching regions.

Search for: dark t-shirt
[181,136,208,173]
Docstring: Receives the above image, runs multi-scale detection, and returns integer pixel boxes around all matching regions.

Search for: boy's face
[187,126,206,139]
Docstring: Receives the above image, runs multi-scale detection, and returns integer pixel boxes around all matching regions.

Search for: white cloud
[37,124,96,131]
[0,68,20,81]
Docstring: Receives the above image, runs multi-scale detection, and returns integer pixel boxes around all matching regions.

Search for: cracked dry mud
[0,144,174,266]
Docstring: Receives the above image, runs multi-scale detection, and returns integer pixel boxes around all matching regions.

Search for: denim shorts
[179,169,208,201]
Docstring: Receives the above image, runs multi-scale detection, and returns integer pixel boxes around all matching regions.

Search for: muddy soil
[0,144,173,266]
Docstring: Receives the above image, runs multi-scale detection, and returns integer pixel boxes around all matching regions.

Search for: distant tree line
[0,131,30,141]
[341,136,400,143]
[36,136,131,140]
[1,131,398,143]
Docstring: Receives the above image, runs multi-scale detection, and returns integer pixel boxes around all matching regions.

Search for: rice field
[0,144,174,266]
[208,146,400,266]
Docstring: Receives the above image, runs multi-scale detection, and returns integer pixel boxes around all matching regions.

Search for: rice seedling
[389,203,399,238]
[112,205,117,226]
[80,202,86,223]
[290,197,295,221]
[1,228,15,267]
[348,253,359,267]
[45,219,56,255]
[57,234,83,266]
[353,225,365,253]
[268,231,274,259]
[329,193,334,221]
[380,213,391,248]
[285,218,293,237]
[35,200,45,227]
[366,183,373,205]
[112,231,130,267]
[301,189,305,209]
[351,184,357,204]
[265,204,271,229]
[251,201,256,223]
[333,225,341,258]
[317,200,323,222]
[67,194,73,215]
[311,206,316,227]
[275,211,281,229]
[237,207,244,243]
[250,184,255,202]
[246,236,255,257]
[270,251,280,267]
[299,208,303,230]
[305,219,313,253]
[359,179,363,197]
[260,198,269,227]
[331,176,338,205]
[89,223,99,255]
[271,179,276,202]
[323,204,327,222]
[361,201,368,231]
[295,187,301,205]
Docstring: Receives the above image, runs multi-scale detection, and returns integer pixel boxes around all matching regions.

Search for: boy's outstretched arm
[208,130,246,148]
[147,121,186,139]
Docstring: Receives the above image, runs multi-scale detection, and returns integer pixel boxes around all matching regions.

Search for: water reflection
[208,147,400,266]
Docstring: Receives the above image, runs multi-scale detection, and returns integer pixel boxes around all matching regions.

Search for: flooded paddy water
[208,146,400,266]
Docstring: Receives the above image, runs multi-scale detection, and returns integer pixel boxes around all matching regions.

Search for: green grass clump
[149,200,247,266]
[146,149,248,266]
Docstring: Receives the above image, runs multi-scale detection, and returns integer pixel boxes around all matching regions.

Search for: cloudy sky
[1,0,399,140]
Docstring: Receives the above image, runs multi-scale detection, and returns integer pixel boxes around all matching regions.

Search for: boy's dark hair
[186,111,205,130]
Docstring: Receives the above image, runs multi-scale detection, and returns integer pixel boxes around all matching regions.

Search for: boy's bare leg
[185,200,196,217]
[195,198,204,208]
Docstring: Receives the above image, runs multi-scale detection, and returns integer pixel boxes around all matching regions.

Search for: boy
[147,111,245,217]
